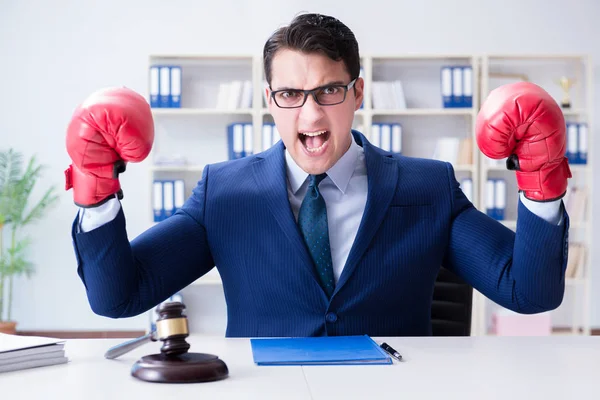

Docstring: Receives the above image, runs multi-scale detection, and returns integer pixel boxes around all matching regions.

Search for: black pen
[380,342,403,361]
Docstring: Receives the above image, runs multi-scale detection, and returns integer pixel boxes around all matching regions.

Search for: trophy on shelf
[556,76,576,109]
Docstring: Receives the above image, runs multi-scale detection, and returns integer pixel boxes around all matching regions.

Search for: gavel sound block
[105,302,229,383]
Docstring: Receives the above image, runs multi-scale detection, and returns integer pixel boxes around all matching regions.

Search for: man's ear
[353,77,364,111]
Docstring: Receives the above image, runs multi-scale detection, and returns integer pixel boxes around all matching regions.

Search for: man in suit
[66,13,570,337]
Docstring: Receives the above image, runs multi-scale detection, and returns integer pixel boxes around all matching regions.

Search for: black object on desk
[105,302,228,383]
[380,342,403,362]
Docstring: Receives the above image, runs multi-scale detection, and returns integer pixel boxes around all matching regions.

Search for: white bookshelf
[147,54,260,286]
[363,55,477,145]
[370,108,474,116]
[145,53,482,302]
[357,54,481,334]
[151,108,254,116]
[474,54,593,336]
[358,54,481,217]
[145,53,593,334]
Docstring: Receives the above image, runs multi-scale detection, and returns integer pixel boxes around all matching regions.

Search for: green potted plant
[0,149,58,334]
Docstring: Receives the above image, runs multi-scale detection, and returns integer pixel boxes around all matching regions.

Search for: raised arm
[72,174,215,318]
[66,88,214,318]
[443,168,567,313]
[444,82,571,312]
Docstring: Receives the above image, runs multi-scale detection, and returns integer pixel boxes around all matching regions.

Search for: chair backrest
[431,267,473,336]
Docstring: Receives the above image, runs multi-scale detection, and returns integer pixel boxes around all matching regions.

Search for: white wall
[1,0,599,332]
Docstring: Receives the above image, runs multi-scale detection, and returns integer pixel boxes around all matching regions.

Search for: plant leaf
[0,149,23,189]
[0,150,58,290]
[21,186,59,226]
[8,156,42,224]
[6,237,34,276]
[0,149,24,223]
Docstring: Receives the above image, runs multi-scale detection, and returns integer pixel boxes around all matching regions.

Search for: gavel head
[155,301,191,357]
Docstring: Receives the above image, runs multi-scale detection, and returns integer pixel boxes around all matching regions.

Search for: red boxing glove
[475,81,572,202]
[65,87,154,207]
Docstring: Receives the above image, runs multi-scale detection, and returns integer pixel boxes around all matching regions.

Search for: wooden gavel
[104,301,228,383]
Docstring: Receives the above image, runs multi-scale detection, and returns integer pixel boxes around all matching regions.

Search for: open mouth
[299,130,331,153]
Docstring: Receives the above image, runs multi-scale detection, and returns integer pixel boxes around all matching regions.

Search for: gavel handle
[104,332,156,359]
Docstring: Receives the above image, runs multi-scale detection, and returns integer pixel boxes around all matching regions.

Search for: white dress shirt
[285,138,368,284]
[79,136,563,284]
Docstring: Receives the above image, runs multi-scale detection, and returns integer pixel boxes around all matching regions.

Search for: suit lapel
[334,132,398,294]
[251,133,399,298]
[251,144,318,281]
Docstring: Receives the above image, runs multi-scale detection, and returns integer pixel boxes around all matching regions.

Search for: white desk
[1,335,599,399]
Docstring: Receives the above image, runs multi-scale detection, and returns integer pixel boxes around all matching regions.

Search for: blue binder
[149,66,160,108]
[227,122,245,159]
[250,335,392,366]
[566,122,588,165]
[578,122,588,164]
[462,66,473,107]
[451,66,463,107]
[440,66,453,108]
[170,66,181,108]
[159,66,170,108]
[566,122,578,163]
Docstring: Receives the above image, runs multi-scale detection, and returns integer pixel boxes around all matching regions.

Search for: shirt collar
[285,134,359,195]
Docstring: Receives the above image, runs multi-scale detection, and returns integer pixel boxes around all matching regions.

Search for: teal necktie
[298,173,335,298]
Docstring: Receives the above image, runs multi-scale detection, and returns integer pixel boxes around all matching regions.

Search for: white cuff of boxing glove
[519,192,563,225]
[78,195,122,233]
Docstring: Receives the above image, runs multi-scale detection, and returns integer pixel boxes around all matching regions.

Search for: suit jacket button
[326,312,338,323]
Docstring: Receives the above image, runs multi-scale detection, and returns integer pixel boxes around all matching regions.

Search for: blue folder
[250,335,392,366]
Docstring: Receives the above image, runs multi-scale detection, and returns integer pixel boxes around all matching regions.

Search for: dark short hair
[263,13,361,86]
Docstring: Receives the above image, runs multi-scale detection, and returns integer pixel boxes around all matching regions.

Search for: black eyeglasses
[270,79,357,109]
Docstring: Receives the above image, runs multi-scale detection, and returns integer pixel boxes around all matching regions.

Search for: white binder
[244,123,253,156]
[495,179,506,220]
[462,66,473,107]
[163,181,174,218]
[159,66,170,107]
[149,66,159,107]
[578,123,588,164]
[153,181,163,222]
[486,179,495,218]
[567,123,578,162]
[391,123,402,154]
[371,124,381,148]
[380,123,391,152]
[174,179,185,212]
[233,123,244,159]
[441,67,452,108]
[262,124,273,151]
[170,66,181,108]
[452,67,463,107]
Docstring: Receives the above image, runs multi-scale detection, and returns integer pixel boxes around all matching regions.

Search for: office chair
[431,267,473,336]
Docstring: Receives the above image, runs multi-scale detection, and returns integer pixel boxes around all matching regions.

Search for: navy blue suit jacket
[72,131,569,337]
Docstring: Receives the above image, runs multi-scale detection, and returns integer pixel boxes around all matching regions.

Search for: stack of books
[0,333,68,373]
